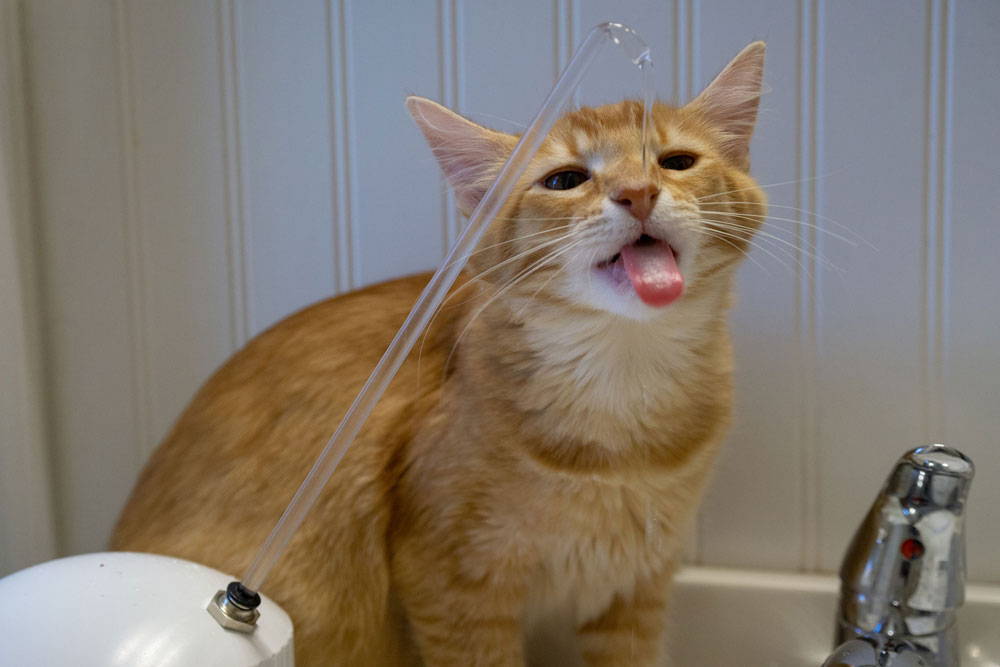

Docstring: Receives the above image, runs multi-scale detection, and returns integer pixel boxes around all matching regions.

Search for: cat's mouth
[594,234,684,307]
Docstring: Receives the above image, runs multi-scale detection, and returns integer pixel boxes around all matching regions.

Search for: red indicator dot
[901,538,924,560]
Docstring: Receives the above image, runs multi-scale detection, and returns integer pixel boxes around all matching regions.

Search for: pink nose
[611,184,659,221]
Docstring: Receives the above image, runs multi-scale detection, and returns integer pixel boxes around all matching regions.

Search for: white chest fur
[514,306,714,449]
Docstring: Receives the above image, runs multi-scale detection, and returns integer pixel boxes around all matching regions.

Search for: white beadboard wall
[7,0,999,581]
[0,0,57,576]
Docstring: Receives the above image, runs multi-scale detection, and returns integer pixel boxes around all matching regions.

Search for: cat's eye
[659,153,697,171]
[542,169,590,190]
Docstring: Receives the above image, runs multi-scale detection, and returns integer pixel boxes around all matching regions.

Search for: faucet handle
[837,444,973,666]
[841,444,974,610]
[904,445,974,478]
[893,444,973,613]
[887,444,974,512]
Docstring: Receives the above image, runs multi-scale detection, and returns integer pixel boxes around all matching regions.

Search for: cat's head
[408,42,766,322]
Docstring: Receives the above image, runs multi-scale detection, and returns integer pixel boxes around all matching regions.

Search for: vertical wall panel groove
[683,0,701,565]
[217,0,251,346]
[113,0,153,458]
[0,0,58,572]
[937,0,953,440]
[922,0,954,440]
[673,0,700,103]
[554,0,565,79]
[436,0,450,251]
[796,0,823,571]
[343,0,361,289]
[946,0,1000,580]
[554,0,577,83]
[323,0,342,294]
[221,0,251,344]
[437,0,461,251]
[3,0,46,432]
[561,0,583,108]
[3,0,49,469]
[570,0,579,56]
[672,1,684,102]
[919,3,934,440]
[328,0,358,291]
[452,0,465,242]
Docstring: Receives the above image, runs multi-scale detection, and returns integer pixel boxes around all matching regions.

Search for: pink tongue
[620,240,684,307]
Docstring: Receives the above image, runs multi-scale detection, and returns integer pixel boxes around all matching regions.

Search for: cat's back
[113,271,460,664]
[111,271,451,577]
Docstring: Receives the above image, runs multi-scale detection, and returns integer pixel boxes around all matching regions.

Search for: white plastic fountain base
[0,552,294,667]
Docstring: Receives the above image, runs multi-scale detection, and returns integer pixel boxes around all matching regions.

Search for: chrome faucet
[823,444,974,667]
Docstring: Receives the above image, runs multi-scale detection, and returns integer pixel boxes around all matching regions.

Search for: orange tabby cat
[112,42,767,666]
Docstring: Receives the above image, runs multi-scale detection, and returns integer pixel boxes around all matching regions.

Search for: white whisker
[416,229,577,381]
[444,239,586,373]
[462,223,578,260]
[697,209,866,248]
[695,171,840,202]
[697,217,822,254]
[514,256,573,320]
[697,218,847,277]
[445,232,577,302]
[490,216,587,222]
[686,227,773,276]
[689,225,794,275]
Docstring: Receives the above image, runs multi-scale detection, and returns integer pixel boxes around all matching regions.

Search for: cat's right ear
[406,96,517,214]
[687,41,766,170]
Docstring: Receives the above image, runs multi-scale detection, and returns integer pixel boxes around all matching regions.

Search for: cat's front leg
[576,575,671,667]
[393,548,528,667]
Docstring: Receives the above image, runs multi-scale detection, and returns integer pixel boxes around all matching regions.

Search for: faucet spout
[832,444,974,667]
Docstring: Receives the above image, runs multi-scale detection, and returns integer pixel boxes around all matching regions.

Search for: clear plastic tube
[638,55,655,172]
[240,22,653,593]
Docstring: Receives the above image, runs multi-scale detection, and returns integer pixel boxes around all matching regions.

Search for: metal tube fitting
[207,581,261,633]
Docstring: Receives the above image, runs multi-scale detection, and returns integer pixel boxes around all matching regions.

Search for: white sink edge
[669,566,1000,666]
[676,566,838,594]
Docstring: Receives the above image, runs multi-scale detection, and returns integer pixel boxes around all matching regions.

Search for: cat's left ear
[688,41,766,170]
[406,96,517,215]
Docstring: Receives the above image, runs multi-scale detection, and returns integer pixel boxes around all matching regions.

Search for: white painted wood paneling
[695,0,810,571]
[23,0,145,556]
[0,0,57,577]
[234,0,338,336]
[123,1,237,447]
[459,1,558,133]
[10,1,1000,582]
[947,0,1000,582]
[348,0,447,286]
[458,0,558,260]
[816,0,932,572]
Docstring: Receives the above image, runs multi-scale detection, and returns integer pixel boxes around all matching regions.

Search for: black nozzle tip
[226,581,261,610]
